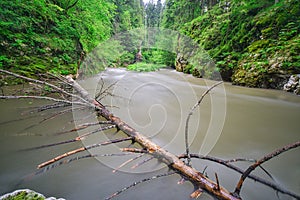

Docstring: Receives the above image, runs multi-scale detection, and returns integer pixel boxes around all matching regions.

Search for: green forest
[0,1,300,200]
[0,0,299,90]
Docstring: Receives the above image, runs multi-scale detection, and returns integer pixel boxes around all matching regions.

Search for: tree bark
[66,76,240,200]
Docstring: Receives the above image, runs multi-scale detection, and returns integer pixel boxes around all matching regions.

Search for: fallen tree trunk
[66,76,240,200]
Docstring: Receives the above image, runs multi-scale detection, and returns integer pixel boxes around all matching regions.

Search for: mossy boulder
[0,189,65,200]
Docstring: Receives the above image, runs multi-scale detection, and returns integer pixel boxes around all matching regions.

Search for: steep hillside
[0,0,143,79]
[181,0,300,89]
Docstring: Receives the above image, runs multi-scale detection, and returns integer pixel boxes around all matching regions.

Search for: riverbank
[1,66,299,96]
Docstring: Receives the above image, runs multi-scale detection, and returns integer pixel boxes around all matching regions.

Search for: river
[0,68,299,200]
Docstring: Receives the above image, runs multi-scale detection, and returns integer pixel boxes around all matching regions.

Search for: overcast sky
[143,0,165,5]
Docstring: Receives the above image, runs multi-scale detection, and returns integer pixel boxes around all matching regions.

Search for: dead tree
[0,69,299,200]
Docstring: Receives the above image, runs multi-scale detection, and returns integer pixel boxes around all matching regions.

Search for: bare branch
[95,77,105,100]
[37,137,133,169]
[77,125,116,140]
[233,141,300,198]
[19,106,85,134]
[54,121,113,135]
[96,80,119,101]
[112,154,144,173]
[0,69,91,105]
[131,157,154,169]
[46,72,73,88]
[121,148,148,154]
[178,153,300,199]
[21,153,135,183]
[105,171,176,200]
[37,102,71,112]
[215,173,220,191]
[190,188,203,198]
[27,125,117,150]
[185,81,223,166]
[0,95,88,107]
[65,76,105,108]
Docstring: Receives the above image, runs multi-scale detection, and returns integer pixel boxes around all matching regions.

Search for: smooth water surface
[0,68,299,200]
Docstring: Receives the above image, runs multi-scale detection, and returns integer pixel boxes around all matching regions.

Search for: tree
[161,0,204,30]
[112,0,144,32]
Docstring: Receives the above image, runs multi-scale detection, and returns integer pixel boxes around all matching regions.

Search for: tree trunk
[66,76,240,200]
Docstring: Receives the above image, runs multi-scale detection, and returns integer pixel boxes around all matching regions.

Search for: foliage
[145,0,163,27]
[161,0,205,30]
[112,0,144,32]
[127,62,165,72]
[163,0,300,88]
[142,48,176,67]
[0,0,144,79]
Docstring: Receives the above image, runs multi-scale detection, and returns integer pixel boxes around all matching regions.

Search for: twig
[46,72,74,88]
[215,173,220,191]
[77,125,116,140]
[20,153,134,183]
[62,121,113,133]
[0,95,88,107]
[233,141,300,198]
[37,102,71,112]
[54,120,114,135]
[97,80,119,101]
[105,171,176,200]
[0,113,41,126]
[185,81,223,166]
[112,154,144,173]
[121,148,148,154]
[37,137,133,169]
[18,106,85,134]
[47,153,133,172]
[225,158,256,163]
[131,157,154,169]
[95,77,105,100]
[190,188,203,198]
[27,125,117,150]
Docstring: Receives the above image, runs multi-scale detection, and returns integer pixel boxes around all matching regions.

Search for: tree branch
[0,95,87,106]
[37,137,133,169]
[233,141,300,198]
[0,69,92,105]
[106,171,176,200]
[185,81,223,166]
[178,153,300,199]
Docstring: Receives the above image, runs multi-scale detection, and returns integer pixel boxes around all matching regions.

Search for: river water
[0,68,299,200]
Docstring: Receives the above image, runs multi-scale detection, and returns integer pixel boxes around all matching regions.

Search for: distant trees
[112,0,144,32]
[161,0,229,29]
[144,0,163,27]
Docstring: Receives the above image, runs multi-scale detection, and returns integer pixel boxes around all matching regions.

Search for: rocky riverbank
[283,74,300,95]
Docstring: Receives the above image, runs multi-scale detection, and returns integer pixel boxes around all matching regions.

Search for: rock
[283,74,300,95]
[0,189,65,200]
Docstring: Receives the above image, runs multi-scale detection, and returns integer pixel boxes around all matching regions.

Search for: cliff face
[180,0,300,89]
